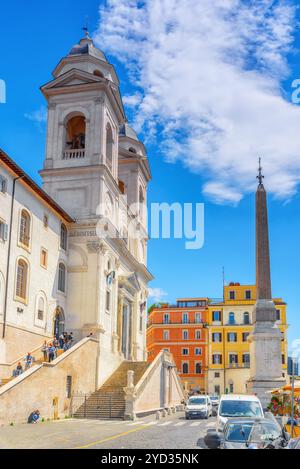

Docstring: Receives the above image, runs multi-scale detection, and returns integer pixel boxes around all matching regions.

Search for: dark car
[204,417,290,449]
[287,437,300,449]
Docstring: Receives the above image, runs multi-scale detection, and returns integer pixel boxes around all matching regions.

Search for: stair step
[72,361,150,420]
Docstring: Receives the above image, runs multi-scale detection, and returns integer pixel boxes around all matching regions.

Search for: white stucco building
[0,32,153,387]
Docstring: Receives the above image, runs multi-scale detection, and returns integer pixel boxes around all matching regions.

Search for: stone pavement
[0,412,216,449]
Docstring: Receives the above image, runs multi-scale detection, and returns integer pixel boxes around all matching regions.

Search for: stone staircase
[0,347,65,388]
[73,361,150,420]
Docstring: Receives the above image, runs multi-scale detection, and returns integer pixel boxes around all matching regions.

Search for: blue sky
[1,0,300,350]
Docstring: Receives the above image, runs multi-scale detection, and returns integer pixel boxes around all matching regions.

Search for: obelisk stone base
[247,378,286,410]
[247,300,285,410]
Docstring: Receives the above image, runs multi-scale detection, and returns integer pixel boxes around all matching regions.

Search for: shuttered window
[16,260,28,299]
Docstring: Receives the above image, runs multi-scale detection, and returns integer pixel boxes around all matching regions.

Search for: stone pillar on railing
[123,370,136,420]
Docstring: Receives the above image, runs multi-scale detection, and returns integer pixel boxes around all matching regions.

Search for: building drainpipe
[223,326,226,393]
[2,176,23,339]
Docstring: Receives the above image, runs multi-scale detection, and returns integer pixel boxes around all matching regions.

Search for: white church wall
[0,162,69,363]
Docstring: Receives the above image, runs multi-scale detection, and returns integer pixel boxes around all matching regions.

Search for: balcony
[228,363,250,369]
[63,149,85,160]
[147,320,207,326]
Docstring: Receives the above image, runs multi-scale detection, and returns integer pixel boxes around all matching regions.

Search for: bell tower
[40,32,126,220]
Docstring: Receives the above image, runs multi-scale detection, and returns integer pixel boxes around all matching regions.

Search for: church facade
[0,33,153,388]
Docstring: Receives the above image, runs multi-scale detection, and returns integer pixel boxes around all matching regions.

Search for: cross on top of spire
[82,16,91,39]
[257,157,264,186]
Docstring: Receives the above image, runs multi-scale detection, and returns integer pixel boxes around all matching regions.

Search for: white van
[185,395,213,419]
[217,394,264,432]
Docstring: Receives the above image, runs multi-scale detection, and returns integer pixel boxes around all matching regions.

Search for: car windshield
[210,396,218,401]
[219,400,263,418]
[188,397,207,405]
[225,422,253,442]
[248,422,281,447]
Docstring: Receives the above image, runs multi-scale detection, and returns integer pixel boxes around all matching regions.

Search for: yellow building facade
[207,284,288,395]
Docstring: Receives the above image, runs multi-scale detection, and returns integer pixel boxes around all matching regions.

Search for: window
[228,312,235,325]
[195,363,202,374]
[214,373,220,378]
[229,291,235,300]
[183,330,189,340]
[195,330,201,340]
[212,332,222,342]
[60,224,67,250]
[0,175,7,193]
[163,330,169,340]
[282,354,285,365]
[212,311,221,322]
[244,312,250,324]
[163,313,170,324]
[0,220,8,242]
[37,297,45,321]
[65,115,86,151]
[195,348,202,356]
[215,385,220,394]
[182,313,189,324]
[16,259,28,300]
[229,353,238,364]
[139,187,145,221]
[245,290,251,300]
[128,147,137,154]
[182,348,189,356]
[66,375,72,398]
[229,382,234,393]
[58,263,66,293]
[195,312,201,323]
[276,309,281,321]
[43,214,49,228]
[106,123,113,172]
[213,354,222,364]
[19,209,30,247]
[182,363,189,374]
[106,290,111,312]
[227,332,237,342]
[243,353,250,365]
[93,70,104,78]
[40,248,48,269]
[242,332,250,342]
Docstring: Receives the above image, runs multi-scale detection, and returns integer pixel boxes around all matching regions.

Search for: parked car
[185,395,212,419]
[210,395,220,406]
[210,396,219,415]
[204,417,290,449]
[216,394,264,432]
[287,436,300,449]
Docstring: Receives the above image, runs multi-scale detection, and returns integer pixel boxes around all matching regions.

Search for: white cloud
[95,0,300,203]
[122,92,143,107]
[25,106,47,125]
[148,287,168,302]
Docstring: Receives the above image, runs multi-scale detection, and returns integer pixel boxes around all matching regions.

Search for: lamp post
[291,355,296,438]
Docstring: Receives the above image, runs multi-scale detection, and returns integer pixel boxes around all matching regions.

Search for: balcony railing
[19,234,30,246]
[147,320,207,326]
[228,363,250,369]
[63,149,85,160]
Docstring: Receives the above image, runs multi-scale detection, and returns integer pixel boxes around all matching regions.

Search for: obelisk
[247,159,285,409]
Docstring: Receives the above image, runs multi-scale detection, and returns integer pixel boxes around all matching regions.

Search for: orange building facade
[147,298,208,392]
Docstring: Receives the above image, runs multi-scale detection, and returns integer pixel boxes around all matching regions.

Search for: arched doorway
[54,307,65,339]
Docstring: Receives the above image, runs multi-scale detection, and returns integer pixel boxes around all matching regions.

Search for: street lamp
[291,354,296,438]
